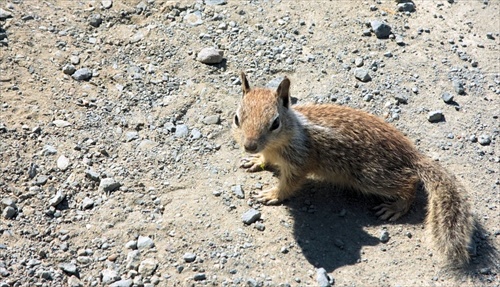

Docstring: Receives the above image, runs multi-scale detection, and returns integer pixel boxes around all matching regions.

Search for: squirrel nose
[244,141,258,153]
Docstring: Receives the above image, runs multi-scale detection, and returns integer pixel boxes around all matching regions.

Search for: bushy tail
[416,158,474,266]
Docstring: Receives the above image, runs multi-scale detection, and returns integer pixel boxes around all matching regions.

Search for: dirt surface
[0,0,499,286]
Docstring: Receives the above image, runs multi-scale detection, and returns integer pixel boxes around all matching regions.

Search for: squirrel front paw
[254,187,281,205]
[240,155,267,172]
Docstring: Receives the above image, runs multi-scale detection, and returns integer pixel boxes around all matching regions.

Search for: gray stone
[59,263,78,275]
[68,275,83,287]
[190,128,202,140]
[175,124,189,138]
[102,0,113,9]
[197,47,224,64]
[70,55,80,65]
[137,235,154,250]
[2,207,16,219]
[89,14,102,27]
[354,57,364,67]
[370,20,392,38]
[354,68,372,82]
[62,64,76,75]
[379,230,390,243]
[184,11,203,26]
[395,35,405,46]
[138,258,158,276]
[0,8,13,21]
[394,94,408,104]
[427,110,444,123]
[194,273,206,281]
[42,145,57,156]
[478,134,491,146]
[101,269,120,285]
[81,197,94,209]
[202,115,220,125]
[183,253,196,263]
[35,175,48,186]
[242,209,261,224]
[109,279,133,287]
[99,178,121,192]
[1,197,16,208]
[85,169,100,182]
[398,2,415,12]
[126,250,141,270]
[125,131,139,142]
[53,120,72,128]
[316,268,330,287]
[453,80,465,95]
[232,185,245,199]
[72,68,92,81]
[205,0,227,5]
[441,92,454,103]
[49,190,65,207]
[125,240,137,250]
[57,155,70,171]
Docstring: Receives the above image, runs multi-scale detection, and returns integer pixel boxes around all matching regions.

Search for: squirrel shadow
[285,181,499,277]
[284,181,427,273]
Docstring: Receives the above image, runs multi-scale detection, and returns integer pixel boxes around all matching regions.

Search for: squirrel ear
[277,76,290,108]
[241,72,250,95]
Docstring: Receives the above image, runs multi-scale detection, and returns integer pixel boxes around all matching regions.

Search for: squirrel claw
[373,202,404,221]
[240,156,266,172]
[254,188,281,205]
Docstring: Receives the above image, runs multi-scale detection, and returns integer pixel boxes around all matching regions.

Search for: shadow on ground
[285,181,427,273]
[286,181,499,279]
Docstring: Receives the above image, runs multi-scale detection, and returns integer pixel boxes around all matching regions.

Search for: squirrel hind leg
[373,196,414,221]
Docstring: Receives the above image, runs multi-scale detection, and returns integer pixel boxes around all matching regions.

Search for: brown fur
[232,72,474,266]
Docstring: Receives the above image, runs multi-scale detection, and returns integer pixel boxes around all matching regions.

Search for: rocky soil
[0,0,499,286]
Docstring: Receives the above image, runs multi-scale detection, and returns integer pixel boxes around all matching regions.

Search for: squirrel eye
[270,116,280,131]
[234,114,240,127]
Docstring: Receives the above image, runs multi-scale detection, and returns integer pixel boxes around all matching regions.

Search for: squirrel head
[233,72,291,154]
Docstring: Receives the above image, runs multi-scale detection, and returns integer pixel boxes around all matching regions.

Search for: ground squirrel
[232,72,474,266]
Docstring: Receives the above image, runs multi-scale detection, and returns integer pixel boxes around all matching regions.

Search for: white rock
[57,155,70,171]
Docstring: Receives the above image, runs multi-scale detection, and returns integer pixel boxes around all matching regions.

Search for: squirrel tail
[416,157,474,266]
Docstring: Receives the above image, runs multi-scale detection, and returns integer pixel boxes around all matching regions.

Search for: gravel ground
[0,0,499,286]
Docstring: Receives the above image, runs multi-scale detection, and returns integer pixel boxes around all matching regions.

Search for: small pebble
[370,20,392,39]
[57,155,70,171]
[316,268,331,287]
[242,208,261,224]
[88,14,102,28]
[99,178,121,192]
[441,92,454,103]
[232,185,245,199]
[354,68,372,82]
[427,110,444,123]
[196,47,224,64]
[183,253,196,263]
[453,80,465,95]
[478,134,491,146]
[379,230,390,243]
[58,263,78,275]
[62,64,76,75]
[72,68,92,81]
[194,273,206,281]
[137,236,154,250]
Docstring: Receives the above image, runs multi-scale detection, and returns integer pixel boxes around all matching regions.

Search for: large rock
[370,20,392,39]
[197,47,224,64]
